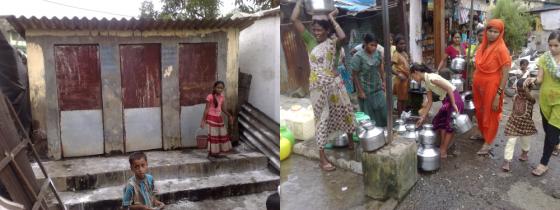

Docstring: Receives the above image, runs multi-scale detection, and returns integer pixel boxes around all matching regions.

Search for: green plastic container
[353,133,359,142]
[355,112,371,124]
[280,123,296,145]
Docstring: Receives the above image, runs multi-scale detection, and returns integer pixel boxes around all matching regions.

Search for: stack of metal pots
[417,124,440,171]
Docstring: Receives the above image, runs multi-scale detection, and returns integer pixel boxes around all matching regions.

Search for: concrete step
[32,150,268,192]
[164,190,276,210]
[54,170,279,210]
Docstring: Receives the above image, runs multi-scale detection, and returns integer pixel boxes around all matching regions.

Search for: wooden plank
[179,43,218,106]
[31,179,50,210]
[0,93,39,209]
[54,45,102,111]
[119,44,162,108]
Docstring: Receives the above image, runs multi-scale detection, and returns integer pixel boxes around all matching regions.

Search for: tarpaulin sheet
[335,0,376,12]
[0,32,31,133]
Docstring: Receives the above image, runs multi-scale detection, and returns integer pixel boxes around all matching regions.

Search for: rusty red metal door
[54,45,104,157]
[178,43,218,147]
[119,44,162,152]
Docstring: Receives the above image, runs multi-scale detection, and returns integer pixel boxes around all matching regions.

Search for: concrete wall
[528,30,552,52]
[409,0,423,63]
[239,16,280,123]
[26,29,239,159]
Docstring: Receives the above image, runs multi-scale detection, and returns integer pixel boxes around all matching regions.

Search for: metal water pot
[304,0,335,15]
[358,120,386,152]
[403,124,419,143]
[461,91,475,118]
[417,144,440,171]
[410,80,420,90]
[419,124,437,145]
[393,119,407,135]
[333,133,349,147]
[452,112,473,134]
[450,55,466,73]
[450,74,464,92]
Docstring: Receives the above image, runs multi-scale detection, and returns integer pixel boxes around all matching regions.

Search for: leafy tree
[490,0,534,53]
[139,0,277,19]
[235,0,277,13]
[139,0,158,19]
[160,0,221,19]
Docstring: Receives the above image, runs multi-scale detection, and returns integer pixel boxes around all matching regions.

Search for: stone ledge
[292,139,363,174]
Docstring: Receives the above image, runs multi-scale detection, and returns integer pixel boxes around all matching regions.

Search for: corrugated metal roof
[529,5,560,13]
[2,15,257,38]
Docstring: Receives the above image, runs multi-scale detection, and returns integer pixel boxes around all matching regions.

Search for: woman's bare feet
[518,150,529,161]
[320,161,336,171]
[502,160,511,172]
[319,148,336,171]
[440,148,448,159]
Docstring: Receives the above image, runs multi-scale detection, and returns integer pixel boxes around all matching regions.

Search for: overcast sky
[0,0,237,19]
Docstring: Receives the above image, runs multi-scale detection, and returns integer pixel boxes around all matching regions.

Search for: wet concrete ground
[280,155,397,210]
[281,92,560,209]
[397,93,560,209]
[164,191,275,210]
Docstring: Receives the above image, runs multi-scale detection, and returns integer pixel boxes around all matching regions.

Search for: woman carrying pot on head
[391,34,410,115]
[349,33,387,127]
[524,31,560,176]
[291,0,355,171]
[436,30,468,80]
[472,19,512,155]
[412,63,464,158]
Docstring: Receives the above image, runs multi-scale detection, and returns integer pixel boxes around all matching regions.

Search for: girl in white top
[412,63,465,158]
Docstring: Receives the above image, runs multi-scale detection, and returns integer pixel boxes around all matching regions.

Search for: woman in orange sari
[392,34,410,115]
[472,19,512,155]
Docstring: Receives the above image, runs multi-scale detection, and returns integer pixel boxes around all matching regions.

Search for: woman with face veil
[291,0,355,171]
[472,19,512,155]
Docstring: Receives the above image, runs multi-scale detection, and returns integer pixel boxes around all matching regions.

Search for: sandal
[469,134,484,141]
[320,162,336,171]
[531,164,548,176]
[502,160,511,172]
[553,145,560,156]
[477,144,492,155]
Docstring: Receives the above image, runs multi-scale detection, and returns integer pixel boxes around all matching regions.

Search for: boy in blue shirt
[122,152,164,209]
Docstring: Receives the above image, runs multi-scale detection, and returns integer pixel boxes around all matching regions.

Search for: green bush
[491,0,533,54]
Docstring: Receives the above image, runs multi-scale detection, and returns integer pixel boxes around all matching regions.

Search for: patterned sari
[302,30,355,148]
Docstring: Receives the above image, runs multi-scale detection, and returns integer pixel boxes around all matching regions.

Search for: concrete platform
[33,150,268,191]
[56,170,279,209]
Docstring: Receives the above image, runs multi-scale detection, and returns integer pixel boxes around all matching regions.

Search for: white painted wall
[409,0,423,63]
[239,15,281,123]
